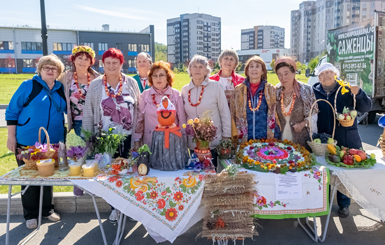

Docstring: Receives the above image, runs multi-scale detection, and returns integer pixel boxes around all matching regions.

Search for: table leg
[318,177,339,242]
[88,192,108,245]
[117,215,127,244]
[5,185,12,245]
[19,186,44,245]
[297,216,318,242]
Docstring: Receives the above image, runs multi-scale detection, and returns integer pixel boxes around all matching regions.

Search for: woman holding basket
[313,62,372,218]
[6,54,66,229]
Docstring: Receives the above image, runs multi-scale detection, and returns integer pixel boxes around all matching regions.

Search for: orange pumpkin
[158,98,176,126]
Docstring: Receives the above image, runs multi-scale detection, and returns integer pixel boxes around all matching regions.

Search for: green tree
[155,42,167,62]
[270,59,275,72]
[308,57,320,72]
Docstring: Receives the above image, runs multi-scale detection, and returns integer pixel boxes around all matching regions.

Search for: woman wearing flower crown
[230,56,280,144]
[274,57,318,150]
[59,45,100,137]
[82,48,140,222]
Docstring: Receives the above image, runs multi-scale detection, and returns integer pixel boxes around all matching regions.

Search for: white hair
[315,62,340,77]
[218,49,239,69]
[136,52,153,65]
[186,55,212,78]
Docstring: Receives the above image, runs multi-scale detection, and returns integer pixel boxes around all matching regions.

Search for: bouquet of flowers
[183,111,218,144]
[17,142,59,169]
[67,146,88,162]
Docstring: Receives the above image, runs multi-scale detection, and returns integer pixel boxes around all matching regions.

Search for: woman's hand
[7,135,16,153]
[350,85,360,95]
[292,121,306,133]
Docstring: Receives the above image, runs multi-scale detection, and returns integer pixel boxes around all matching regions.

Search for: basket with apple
[335,86,357,127]
[307,99,337,156]
[325,144,376,168]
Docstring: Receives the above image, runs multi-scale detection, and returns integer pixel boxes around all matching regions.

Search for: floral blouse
[69,79,89,121]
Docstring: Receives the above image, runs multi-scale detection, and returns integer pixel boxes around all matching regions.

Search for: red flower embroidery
[161,191,167,196]
[108,176,118,182]
[173,191,183,201]
[199,175,203,181]
[175,177,180,182]
[165,208,178,221]
[150,191,158,200]
[135,191,145,201]
[116,180,123,188]
[178,205,184,211]
[157,199,166,209]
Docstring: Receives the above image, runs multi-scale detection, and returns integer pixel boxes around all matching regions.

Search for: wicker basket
[23,127,57,170]
[307,99,337,156]
[335,86,356,127]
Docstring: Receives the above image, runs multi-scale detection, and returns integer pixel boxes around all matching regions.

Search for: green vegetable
[138,144,152,154]
[66,133,86,148]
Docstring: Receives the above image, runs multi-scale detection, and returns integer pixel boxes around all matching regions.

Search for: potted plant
[216,139,232,159]
[184,110,218,161]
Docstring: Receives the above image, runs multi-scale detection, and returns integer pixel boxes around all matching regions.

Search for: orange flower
[165,208,178,221]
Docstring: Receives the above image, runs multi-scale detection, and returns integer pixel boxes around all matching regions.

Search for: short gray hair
[218,49,239,69]
[187,55,212,78]
[136,52,153,66]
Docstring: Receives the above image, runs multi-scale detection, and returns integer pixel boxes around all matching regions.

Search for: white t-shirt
[100,76,135,135]
[218,77,234,90]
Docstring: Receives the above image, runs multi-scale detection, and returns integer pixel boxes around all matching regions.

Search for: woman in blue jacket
[6,54,66,229]
[313,63,372,218]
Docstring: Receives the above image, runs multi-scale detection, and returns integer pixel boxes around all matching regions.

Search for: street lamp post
[40,0,48,55]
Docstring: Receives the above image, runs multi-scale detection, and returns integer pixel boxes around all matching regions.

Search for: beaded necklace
[188,85,205,107]
[280,91,296,116]
[248,91,263,112]
[103,74,123,98]
[74,71,90,98]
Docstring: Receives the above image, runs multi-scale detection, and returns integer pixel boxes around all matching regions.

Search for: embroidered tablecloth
[316,149,385,222]
[71,169,213,243]
[220,159,330,219]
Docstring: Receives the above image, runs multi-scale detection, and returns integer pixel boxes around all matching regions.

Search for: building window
[128,44,137,52]
[128,60,135,67]
[81,42,94,49]
[116,43,122,50]
[53,43,75,51]
[140,44,149,52]
[0,58,15,68]
[21,42,42,51]
[0,41,14,50]
[23,59,38,67]
[99,43,108,51]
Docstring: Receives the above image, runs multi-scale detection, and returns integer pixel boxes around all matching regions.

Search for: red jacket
[209,70,245,87]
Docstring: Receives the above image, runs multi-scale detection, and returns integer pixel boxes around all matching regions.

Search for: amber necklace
[103,74,123,98]
[74,72,90,98]
[188,85,205,107]
[281,91,296,116]
[248,91,263,112]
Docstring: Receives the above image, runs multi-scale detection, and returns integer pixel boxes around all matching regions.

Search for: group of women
[6,46,372,228]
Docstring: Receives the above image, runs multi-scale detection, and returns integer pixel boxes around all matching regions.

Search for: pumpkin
[158,97,176,126]
[138,163,148,176]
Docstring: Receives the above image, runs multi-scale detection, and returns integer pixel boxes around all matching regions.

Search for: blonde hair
[244,56,267,81]
[36,54,65,76]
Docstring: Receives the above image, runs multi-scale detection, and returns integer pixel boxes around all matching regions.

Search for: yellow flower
[182,124,186,128]
[187,119,193,125]
[194,118,199,123]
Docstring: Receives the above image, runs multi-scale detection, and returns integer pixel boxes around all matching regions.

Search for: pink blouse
[134,87,187,146]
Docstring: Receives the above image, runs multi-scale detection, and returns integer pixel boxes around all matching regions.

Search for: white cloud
[74,4,151,21]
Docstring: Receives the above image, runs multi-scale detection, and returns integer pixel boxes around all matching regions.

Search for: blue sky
[0,0,304,50]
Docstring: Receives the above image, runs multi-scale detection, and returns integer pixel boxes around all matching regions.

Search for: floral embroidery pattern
[253,192,287,210]
[69,80,88,120]
[107,171,205,223]
[304,167,322,190]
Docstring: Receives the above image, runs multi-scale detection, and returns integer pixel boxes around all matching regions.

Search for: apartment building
[167,13,221,65]
[241,26,285,50]
[291,0,385,63]
[0,24,155,73]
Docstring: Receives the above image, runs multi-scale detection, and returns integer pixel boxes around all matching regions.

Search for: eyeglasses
[42,66,58,72]
[151,74,166,79]
[319,70,333,78]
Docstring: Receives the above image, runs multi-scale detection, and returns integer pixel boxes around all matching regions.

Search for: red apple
[357,150,367,161]
[349,149,358,155]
